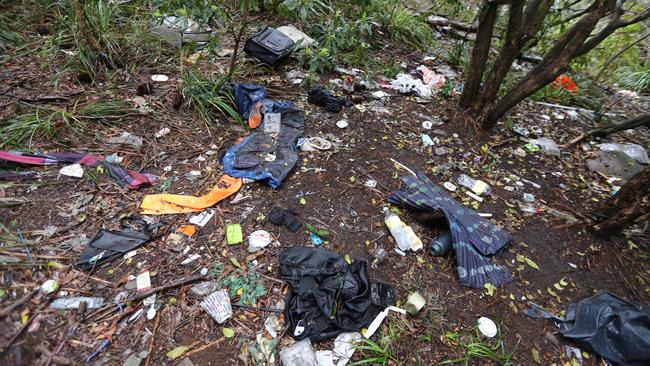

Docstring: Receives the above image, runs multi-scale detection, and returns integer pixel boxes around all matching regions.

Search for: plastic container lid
[477,317,498,338]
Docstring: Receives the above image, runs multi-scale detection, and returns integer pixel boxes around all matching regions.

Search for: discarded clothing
[280,247,395,342]
[244,27,295,67]
[150,15,211,48]
[308,85,347,113]
[140,175,242,214]
[223,104,304,188]
[526,291,650,366]
[388,172,512,288]
[233,83,294,130]
[0,150,155,189]
[268,207,301,232]
[77,219,157,270]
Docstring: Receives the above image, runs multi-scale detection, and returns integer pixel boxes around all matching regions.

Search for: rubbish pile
[388,172,512,288]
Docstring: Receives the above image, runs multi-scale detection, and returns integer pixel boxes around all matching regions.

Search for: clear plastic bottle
[383,208,423,251]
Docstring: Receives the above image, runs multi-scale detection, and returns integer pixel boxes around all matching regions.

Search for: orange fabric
[140,175,243,214]
[176,225,197,237]
[247,102,264,129]
[554,74,579,92]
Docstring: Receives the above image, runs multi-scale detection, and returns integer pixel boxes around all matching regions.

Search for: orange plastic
[176,225,197,237]
[554,74,579,93]
[247,102,264,129]
[140,175,243,214]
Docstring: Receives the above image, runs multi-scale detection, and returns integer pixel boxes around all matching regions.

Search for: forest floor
[1,14,650,366]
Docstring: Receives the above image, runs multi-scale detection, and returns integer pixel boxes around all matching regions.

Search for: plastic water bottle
[383,208,423,251]
[430,230,452,256]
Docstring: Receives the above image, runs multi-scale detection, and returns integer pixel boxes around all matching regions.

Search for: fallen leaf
[484,283,496,296]
[532,347,541,364]
[223,327,235,338]
[166,345,190,360]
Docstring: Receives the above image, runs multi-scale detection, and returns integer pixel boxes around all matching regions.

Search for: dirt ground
[2,20,650,366]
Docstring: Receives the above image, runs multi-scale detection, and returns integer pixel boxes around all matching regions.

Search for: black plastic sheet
[280,247,395,341]
[388,172,512,288]
[527,291,650,366]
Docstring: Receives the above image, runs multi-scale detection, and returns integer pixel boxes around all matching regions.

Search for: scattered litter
[140,175,242,214]
[443,182,457,192]
[77,219,155,270]
[59,163,84,178]
[477,317,498,338]
[364,179,377,188]
[280,339,318,366]
[280,247,395,341]
[528,138,561,156]
[308,85,348,113]
[201,289,233,324]
[422,121,433,130]
[41,279,59,293]
[136,271,151,292]
[181,253,200,264]
[372,91,388,99]
[155,127,171,138]
[189,208,215,227]
[523,193,535,202]
[248,230,272,252]
[150,74,169,82]
[457,174,491,195]
[597,143,649,164]
[176,225,197,237]
[190,281,219,296]
[0,150,155,189]
[276,25,315,49]
[404,292,426,315]
[389,172,512,288]
[512,124,530,137]
[336,120,349,129]
[383,207,423,252]
[298,137,332,151]
[108,131,143,148]
[123,351,149,366]
[465,191,483,202]
[50,297,104,310]
[363,306,406,338]
[310,232,324,246]
[268,207,301,232]
[371,248,388,267]
[226,224,243,245]
[422,134,435,147]
[150,15,211,47]
[390,73,432,98]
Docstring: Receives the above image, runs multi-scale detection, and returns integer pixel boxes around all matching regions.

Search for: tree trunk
[459,0,498,109]
[593,166,650,235]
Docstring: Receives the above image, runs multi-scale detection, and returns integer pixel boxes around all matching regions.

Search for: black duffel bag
[244,27,295,67]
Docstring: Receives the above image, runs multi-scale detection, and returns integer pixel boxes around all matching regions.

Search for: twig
[183,338,223,358]
[0,288,39,318]
[143,309,162,366]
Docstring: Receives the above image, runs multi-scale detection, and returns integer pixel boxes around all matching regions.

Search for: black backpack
[244,27,295,67]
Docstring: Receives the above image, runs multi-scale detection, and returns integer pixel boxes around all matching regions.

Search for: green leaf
[532,347,541,364]
[299,197,306,205]
[315,228,329,238]
[229,257,242,269]
[222,327,235,338]
[344,254,352,264]
[484,283,496,296]
[166,345,190,360]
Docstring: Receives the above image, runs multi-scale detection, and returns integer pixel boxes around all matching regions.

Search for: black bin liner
[280,247,395,342]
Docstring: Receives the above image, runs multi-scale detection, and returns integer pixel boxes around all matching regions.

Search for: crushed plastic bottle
[383,207,423,252]
[457,174,491,195]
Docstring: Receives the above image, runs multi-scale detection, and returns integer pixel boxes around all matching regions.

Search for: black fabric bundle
[268,207,301,232]
[307,85,348,113]
[280,247,395,341]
